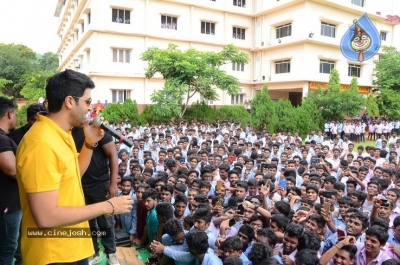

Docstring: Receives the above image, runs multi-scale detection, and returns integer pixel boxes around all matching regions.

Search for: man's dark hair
[257,228,277,247]
[238,224,255,243]
[294,249,319,265]
[284,223,303,239]
[27,103,47,119]
[142,188,158,201]
[274,201,291,217]
[194,208,212,223]
[223,257,243,265]
[338,197,354,207]
[236,181,248,192]
[46,69,95,113]
[0,97,17,117]
[371,218,390,231]
[174,194,188,205]
[194,194,208,204]
[298,231,321,252]
[348,211,369,229]
[334,181,346,192]
[366,225,389,245]
[161,184,174,195]
[223,236,243,251]
[248,242,272,265]
[270,214,288,231]
[155,203,174,220]
[186,230,209,255]
[164,218,183,237]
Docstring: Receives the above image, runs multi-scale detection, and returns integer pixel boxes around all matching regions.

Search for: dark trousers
[83,182,116,255]
[0,210,22,265]
[49,258,88,265]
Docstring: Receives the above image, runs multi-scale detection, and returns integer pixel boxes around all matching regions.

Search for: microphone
[91,118,134,148]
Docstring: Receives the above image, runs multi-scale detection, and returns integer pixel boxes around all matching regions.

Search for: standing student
[16,70,133,264]
[0,97,20,265]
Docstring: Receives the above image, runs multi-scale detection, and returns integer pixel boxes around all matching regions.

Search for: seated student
[139,188,159,247]
[324,211,369,252]
[294,249,319,265]
[150,218,192,265]
[276,223,303,263]
[186,230,223,265]
[319,243,357,265]
[116,177,138,242]
[333,197,354,230]
[174,194,189,225]
[193,208,218,249]
[222,236,251,265]
[155,203,174,242]
[248,242,273,265]
[321,226,390,264]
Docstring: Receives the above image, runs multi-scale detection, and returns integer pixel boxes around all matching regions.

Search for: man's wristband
[84,140,98,150]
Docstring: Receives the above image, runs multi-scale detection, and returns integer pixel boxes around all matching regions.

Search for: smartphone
[323,202,331,213]
[377,198,388,206]
[217,198,224,207]
[229,217,236,227]
[228,156,236,163]
[180,158,185,163]
[262,163,269,169]
[280,179,287,189]
[337,229,346,237]
[147,258,159,265]
[237,203,245,215]
[216,181,223,190]
[310,157,319,164]
[256,159,263,164]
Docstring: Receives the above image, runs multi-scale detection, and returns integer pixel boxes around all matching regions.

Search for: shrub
[16,103,29,128]
[216,106,251,125]
[140,104,175,124]
[184,101,216,123]
[102,99,140,125]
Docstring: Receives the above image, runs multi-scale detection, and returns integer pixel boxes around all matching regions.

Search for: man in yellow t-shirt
[16,69,133,264]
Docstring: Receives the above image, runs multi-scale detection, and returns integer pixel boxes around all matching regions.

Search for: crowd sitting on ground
[99,117,400,265]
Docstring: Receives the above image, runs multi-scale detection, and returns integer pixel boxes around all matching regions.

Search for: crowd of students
[108,119,400,265]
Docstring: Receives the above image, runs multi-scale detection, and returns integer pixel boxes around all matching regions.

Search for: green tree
[0,78,12,97]
[293,106,312,138]
[102,99,140,124]
[0,43,36,97]
[305,69,364,120]
[274,99,295,132]
[342,77,365,117]
[216,106,250,125]
[20,52,59,101]
[374,46,400,91]
[300,95,324,132]
[142,43,250,120]
[365,94,379,118]
[251,85,277,132]
[375,88,400,120]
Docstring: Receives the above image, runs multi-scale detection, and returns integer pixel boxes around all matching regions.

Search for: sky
[0,0,59,54]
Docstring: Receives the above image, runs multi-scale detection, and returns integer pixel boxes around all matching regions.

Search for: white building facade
[55,0,400,110]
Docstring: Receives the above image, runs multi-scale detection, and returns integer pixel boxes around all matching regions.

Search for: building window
[348,64,361,77]
[88,12,91,24]
[276,23,292,38]
[275,60,291,74]
[380,31,387,41]
[112,49,130,63]
[87,50,90,64]
[320,60,335,74]
[112,9,130,24]
[232,62,244,71]
[231,94,244,105]
[351,0,364,7]
[112,90,131,103]
[201,21,215,35]
[233,0,246,7]
[81,23,84,33]
[161,15,177,30]
[321,22,335,38]
[233,27,245,40]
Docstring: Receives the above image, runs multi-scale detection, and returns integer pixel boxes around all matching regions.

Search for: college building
[54,0,400,110]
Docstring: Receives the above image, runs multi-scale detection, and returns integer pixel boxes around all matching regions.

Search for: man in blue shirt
[139,188,159,247]
[186,230,222,265]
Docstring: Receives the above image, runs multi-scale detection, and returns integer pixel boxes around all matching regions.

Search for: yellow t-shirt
[16,115,94,264]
